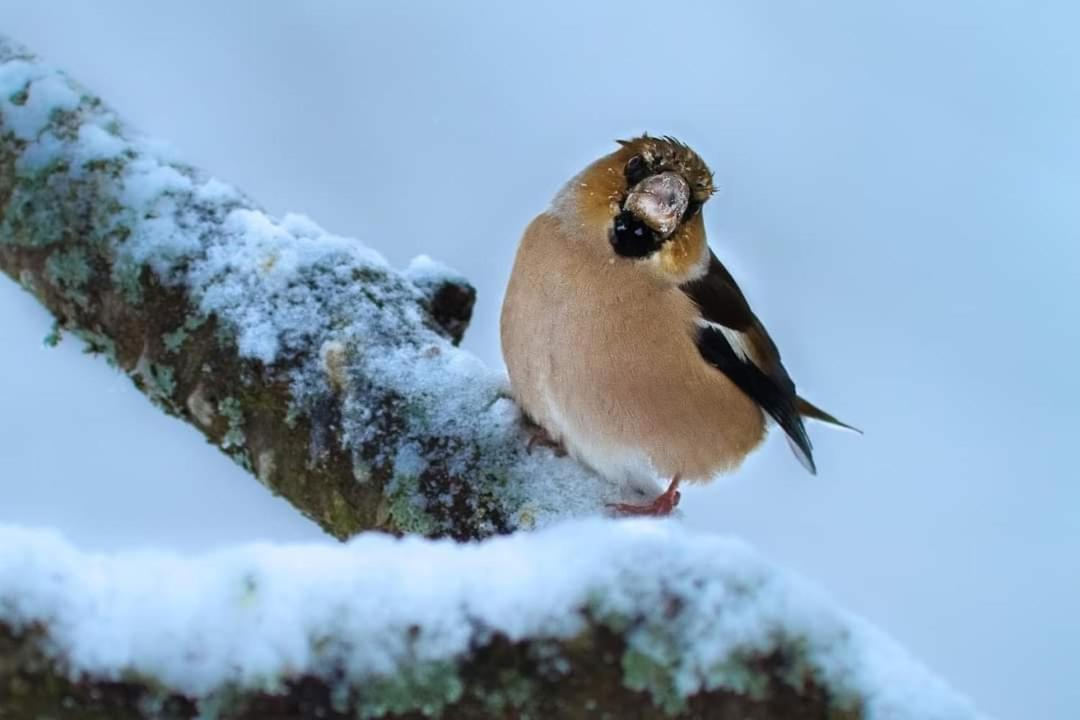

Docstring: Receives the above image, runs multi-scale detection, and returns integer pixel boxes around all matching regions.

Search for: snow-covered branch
[0,36,630,541]
[0,521,981,719]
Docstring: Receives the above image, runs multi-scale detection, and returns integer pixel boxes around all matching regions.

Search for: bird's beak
[624,171,690,238]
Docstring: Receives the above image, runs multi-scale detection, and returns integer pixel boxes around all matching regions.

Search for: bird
[500,135,857,516]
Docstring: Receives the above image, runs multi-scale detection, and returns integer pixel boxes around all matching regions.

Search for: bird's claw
[607,476,682,517]
[525,425,567,457]
[607,490,681,517]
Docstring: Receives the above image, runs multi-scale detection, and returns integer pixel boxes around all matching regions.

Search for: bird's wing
[681,252,816,473]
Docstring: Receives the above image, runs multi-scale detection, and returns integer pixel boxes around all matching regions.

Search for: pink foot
[607,476,682,517]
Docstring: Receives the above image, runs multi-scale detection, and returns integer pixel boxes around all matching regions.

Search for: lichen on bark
[0,623,861,720]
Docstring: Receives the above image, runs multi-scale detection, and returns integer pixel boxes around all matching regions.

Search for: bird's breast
[501,214,765,489]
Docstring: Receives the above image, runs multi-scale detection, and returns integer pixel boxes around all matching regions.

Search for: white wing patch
[695,318,755,366]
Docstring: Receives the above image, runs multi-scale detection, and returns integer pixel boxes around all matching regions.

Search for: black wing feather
[683,253,816,473]
[694,324,815,473]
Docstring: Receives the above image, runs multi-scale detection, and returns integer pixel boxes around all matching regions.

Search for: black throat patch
[610,210,660,258]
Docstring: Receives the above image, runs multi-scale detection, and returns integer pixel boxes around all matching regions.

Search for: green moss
[357,661,464,719]
[467,470,516,531]
[131,355,179,411]
[0,158,71,248]
[479,669,540,717]
[149,363,176,400]
[81,156,127,176]
[71,328,119,368]
[384,473,439,536]
[162,327,187,354]
[43,321,62,348]
[702,657,768,699]
[217,396,253,470]
[48,107,84,142]
[402,397,432,427]
[219,397,246,450]
[321,490,357,537]
[135,691,177,720]
[45,246,92,307]
[110,255,144,305]
[352,460,372,484]
[620,647,685,716]
[16,268,36,293]
[615,619,854,718]
[162,313,207,354]
[284,403,301,429]
[189,688,248,720]
[9,85,28,106]
[231,452,254,474]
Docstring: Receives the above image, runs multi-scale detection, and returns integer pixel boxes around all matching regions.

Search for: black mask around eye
[624,154,649,186]
[610,209,660,258]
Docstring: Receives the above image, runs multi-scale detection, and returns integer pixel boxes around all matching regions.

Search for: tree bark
[0,624,857,720]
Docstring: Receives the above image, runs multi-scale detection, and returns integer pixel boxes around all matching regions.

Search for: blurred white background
[3,3,1078,717]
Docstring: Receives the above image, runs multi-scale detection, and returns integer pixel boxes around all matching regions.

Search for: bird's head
[558,134,715,284]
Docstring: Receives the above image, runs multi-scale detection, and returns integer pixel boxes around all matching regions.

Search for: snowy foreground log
[0,37,986,719]
[0,521,981,720]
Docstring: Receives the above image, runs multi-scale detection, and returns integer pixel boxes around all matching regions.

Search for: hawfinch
[501,135,855,516]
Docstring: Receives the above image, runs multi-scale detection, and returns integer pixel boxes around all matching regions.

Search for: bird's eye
[625,155,649,186]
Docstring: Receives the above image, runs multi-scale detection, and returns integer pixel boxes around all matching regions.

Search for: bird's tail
[796,396,862,434]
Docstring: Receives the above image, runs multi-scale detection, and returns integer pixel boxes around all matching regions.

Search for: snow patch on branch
[404,253,469,290]
[0,520,982,719]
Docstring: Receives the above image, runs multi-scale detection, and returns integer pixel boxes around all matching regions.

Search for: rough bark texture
[0,624,859,720]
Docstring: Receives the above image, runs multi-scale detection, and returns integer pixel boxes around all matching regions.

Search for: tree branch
[0,36,627,542]
[0,522,980,720]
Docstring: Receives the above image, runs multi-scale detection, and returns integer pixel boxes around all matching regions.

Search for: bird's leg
[607,475,682,517]
[524,421,567,457]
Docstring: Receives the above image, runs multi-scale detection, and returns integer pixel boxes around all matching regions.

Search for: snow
[404,253,470,290]
[0,518,983,718]
[191,207,392,363]
[0,59,80,141]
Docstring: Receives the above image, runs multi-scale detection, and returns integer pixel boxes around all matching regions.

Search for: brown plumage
[500,135,854,515]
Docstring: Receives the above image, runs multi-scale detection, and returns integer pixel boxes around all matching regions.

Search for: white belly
[538,384,664,498]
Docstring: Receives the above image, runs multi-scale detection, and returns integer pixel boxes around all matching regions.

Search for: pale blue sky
[3,2,1078,717]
